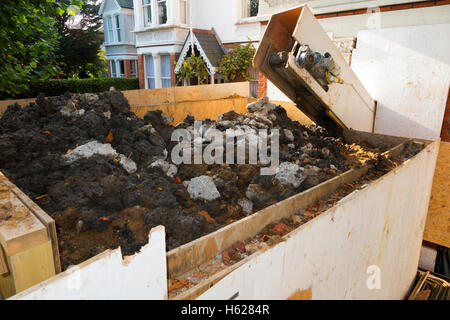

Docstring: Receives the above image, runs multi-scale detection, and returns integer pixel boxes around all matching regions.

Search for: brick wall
[440,90,450,142]
[170,53,180,87]
[257,72,267,98]
[124,60,131,78]
[137,55,145,89]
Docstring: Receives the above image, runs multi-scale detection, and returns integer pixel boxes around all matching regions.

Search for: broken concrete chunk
[149,159,171,173]
[187,175,221,201]
[283,129,294,142]
[118,154,137,174]
[167,164,178,178]
[275,162,306,188]
[63,141,117,163]
[238,198,253,215]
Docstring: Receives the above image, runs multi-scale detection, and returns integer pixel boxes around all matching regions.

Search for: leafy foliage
[175,55,209,85]
[218,43,256,82]
[1,78,139,100]
[55,0,106,78]
[0,0,82,96]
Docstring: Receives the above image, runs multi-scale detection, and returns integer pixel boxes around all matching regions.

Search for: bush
[0,77,139,100]
[218,43,256,82]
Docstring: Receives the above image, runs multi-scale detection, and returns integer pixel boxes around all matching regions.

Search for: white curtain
[146,56,156,88]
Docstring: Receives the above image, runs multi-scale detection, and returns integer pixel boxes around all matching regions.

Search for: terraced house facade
[99,0,450,96]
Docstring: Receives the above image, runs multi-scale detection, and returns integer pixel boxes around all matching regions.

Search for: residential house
[99,0,138,78]
[99,0,450,97]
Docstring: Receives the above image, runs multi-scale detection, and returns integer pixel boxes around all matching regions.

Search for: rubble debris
[238,198,253,215]
[275,162,306,188]
[0,93,405,270]
[187,175,221,201]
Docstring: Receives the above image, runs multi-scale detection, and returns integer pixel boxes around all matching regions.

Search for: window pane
[148,78,156,89]
[162,79,171,88]
[130,60,137,76]
[245,0,259,17]
[161,55,171,77]
[146,56,155,76]
[104,19,109,42]
[111,60,116,77]
[115,16,122,42]
[107,16,114,42]
[146,55,156,88]
[180,0,187,24]
[158,0,167,24]
[143,0,152,27]
[119,60,124,77]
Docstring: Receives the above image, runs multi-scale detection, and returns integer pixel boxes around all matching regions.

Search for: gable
[101,0,120,15]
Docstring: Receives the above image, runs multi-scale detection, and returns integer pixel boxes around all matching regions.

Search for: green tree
[0,0,81,97]
[55,0,106,78]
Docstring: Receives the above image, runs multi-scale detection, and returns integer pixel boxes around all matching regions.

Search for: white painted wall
[259,0,427,15]
[192,0,261,44]
[198,141,439,300]
[10,227,167,300]
[319,5,450,38]
[352,24,450,140]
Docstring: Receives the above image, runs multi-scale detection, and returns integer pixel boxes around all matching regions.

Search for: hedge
[0,77,139,100]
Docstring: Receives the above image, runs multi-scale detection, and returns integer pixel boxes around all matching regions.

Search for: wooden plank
[11,187,61,273]
[425,141,450,247]
[0,172,61,273]
[8,241,55,295]
[0,195,48,256]
[0,246,7,276]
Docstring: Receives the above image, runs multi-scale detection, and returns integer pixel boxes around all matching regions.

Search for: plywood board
[425,141,450,247]
[10,241,55,294]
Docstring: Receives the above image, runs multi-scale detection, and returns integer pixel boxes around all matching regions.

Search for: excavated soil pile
[0,90,379,269]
